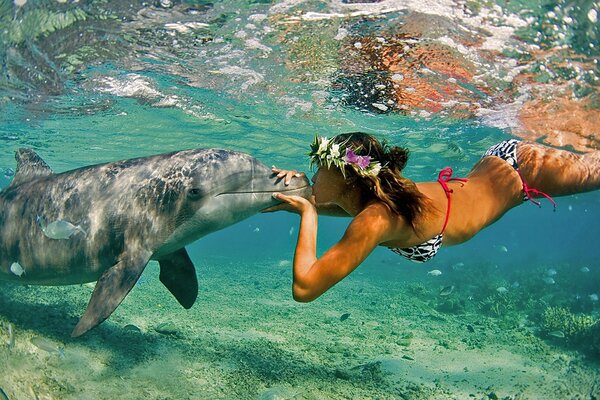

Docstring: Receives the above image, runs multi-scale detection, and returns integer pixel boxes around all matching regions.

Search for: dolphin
[0,148,310,336]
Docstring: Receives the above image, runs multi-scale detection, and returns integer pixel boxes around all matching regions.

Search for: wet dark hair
[329,132,429,228]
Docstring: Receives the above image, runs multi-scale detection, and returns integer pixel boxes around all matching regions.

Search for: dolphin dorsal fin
[9,148,53,187]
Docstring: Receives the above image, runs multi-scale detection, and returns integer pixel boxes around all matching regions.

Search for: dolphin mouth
[217,184,311,196]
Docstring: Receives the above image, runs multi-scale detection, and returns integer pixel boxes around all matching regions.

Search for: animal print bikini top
[388,168,467,263]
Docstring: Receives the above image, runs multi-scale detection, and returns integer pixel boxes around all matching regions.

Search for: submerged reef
[416,258,600,360]
[541,306,600,358]
[541,306,596,338]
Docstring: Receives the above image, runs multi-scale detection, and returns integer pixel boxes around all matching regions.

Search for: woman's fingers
[273,192,295,207]
[273,193,313,213]
[286,171,303,185]
[272,192,290,203]
[263,193,313,214]
[271,166,305,186]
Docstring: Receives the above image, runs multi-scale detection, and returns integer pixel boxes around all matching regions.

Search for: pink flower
[356,155,371,169]
[344,148,371,169]
[344,148,360,164]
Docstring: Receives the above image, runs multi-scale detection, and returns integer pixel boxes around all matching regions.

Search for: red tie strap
[517,169,557,210]
[437,167,468,234]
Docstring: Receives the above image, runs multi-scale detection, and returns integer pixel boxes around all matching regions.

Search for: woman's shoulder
[352,201,407,236]
[361,200,398,218]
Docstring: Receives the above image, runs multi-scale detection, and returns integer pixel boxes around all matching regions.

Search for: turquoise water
[1,0,599,398]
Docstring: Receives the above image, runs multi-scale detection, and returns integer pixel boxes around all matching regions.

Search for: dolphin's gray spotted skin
[0,148,311,337]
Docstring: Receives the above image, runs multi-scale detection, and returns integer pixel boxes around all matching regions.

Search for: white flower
[369,163,382,176]
[330,143,340,158]
[317,137,329,155]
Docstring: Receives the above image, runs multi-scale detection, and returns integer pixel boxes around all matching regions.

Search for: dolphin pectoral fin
[72,251,151,337]
[158,248,198,309]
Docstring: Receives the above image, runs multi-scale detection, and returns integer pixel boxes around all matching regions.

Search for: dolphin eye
[187,188,203,200]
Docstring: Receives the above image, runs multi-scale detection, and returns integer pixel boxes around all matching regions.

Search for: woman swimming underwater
[267,132,600,302]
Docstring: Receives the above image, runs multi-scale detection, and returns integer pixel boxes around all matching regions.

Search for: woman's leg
[517,142,600,197]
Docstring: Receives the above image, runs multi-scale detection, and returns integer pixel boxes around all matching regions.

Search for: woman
[267,132,600,302]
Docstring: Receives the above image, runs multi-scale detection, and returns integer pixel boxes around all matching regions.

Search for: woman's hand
[262,166,311,213]
[271,192,315,215]
[272,166,305,186]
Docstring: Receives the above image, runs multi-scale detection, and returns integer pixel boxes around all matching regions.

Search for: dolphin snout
[217,171,311,198]
[272,173,311,198]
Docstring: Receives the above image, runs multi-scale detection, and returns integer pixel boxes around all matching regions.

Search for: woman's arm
[273,193,393,301]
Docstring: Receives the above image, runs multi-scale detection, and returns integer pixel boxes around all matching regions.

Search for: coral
[477,293,515,317]
[540,307,596,339]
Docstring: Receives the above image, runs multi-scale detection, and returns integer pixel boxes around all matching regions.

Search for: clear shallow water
[0,0,599,398]
[0,0,597,269]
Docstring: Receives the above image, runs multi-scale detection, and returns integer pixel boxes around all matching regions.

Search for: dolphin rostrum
[0,148,310,336]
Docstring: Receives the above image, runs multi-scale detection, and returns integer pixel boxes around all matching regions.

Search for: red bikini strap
[437,167,468,234]
[517,169,557,210]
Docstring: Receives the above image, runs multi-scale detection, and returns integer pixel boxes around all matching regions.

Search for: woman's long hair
[329,132,430,228]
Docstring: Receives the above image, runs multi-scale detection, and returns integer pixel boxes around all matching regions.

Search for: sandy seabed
[0,255,598,400]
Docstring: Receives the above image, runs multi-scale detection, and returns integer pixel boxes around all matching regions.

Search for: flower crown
[308,135,383,177]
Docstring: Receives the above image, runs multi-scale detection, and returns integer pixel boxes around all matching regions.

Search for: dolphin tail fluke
[158,248,198,309]
[72,250,152,337]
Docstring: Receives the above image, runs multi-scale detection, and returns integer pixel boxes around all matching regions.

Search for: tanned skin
[266,142,600,302]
